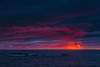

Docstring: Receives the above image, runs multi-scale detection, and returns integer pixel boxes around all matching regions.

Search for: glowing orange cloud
[66,42,84,50]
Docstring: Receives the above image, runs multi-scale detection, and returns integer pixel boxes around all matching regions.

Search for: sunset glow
[0,0,99,50]
[67,42,83,50]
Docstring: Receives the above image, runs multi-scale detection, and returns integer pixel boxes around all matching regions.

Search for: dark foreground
[0,50,100,67]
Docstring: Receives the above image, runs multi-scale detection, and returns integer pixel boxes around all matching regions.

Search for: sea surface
[0,50,100,67]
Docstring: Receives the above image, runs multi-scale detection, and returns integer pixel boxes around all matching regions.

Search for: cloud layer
[0,0,100,49]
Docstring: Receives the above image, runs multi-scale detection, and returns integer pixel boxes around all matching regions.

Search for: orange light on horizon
[66,42,84,50]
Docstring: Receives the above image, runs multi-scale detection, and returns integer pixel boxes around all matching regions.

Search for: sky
[0,0,100,49]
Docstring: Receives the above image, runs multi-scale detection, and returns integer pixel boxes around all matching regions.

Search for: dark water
[0,50,100,56]
[0,50,100,67]
[0,50,100,54]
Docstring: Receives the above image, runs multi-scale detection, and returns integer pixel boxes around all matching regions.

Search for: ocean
[0,50,100,67]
